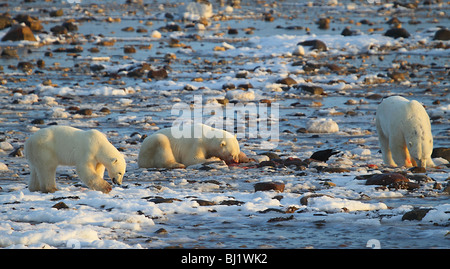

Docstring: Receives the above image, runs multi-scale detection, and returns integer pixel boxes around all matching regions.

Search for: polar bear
[138,123,240,169]
[24,126,126,193]
[376,96,434,168]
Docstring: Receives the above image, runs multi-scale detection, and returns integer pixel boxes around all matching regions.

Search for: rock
[193,199,216,206]
[62,21,78,32]
[155,228,168,235]
[317,17,330,29]
[148,68,168,80]
[0,15,12,30]
[14,14,43,32]
[228,28,238,35]
[299,85,324,95]
[388,71,407,81]
[17,61,33,71]
[298,40,327,51]
[76,108,93,116]
[322,167,350,173]
[432,147,450,161]
[276,77,297,86]
[1,48,18,58]
[1,25,37,42]
[433,28,450,41]
[254,182,285,192]
[52,201,69,210]
[123,46,136,53]
[365,173,409,186]
[310,149,340,162]
[219,200,245,206]
[341,27,357,36]
[148,197,182,204]
[49,9,64,17]
[402,208,432,221]
[384,28,410,39]
[292,45,305,56]
[300,193,333,206]
[50,25,68,35]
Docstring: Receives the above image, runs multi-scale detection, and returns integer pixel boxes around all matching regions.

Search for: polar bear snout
[112,177,122,185]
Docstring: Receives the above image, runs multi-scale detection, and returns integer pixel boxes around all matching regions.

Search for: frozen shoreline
[0,0,449,249]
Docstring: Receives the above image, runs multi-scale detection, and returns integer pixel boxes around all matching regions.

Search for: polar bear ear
[221,141,226,147]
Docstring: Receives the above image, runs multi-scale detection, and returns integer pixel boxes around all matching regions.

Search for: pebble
[254,182,285,192]
[384,28,410,39]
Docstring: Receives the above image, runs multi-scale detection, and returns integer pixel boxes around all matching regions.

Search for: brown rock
[2,25,37,42]
[254,182,285,192]
[148,68,168,80]
[432,147,450,161]
[299,85,324,95]
[124,46,136,53]
[0,15,12,30]
[277,77,297,86]
[433,28,450,41]
[365,173,409,186]
[317,18,330,30]
[384,28,410,39]
[322,167,350,173]
[14,14,43,32]
[52,201,69,210]
[402,208,432,221]
[298,40,327,51]
[300,193,333,206]
[50,9,64,17]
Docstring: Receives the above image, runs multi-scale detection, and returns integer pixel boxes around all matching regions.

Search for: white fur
[24,126,126,193]
[376,96,434,168]
[138,123,240,169]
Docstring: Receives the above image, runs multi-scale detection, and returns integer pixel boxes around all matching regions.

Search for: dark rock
[276,77,297,86]
[388,71,407,81]
[31,119,44,124]
[14,14,43,32]
[76,108,93,116]
[364,173,418,189]
[62,21,78,32]
[310,149,340,162]
[148,68,168,80]
[17,61,33,71]
[260,152,280,160]
[1,48,18,58]
[254,182,285,192]
[322,167,350,173]
[299,85,324,95]
[433,28,450,41]
[193,199,216,206]
[267,215,294,223]
[341,27,356,36]
[2,25,37,42]
[124,46,136,53]
[52,201,69,210]
[402,208,432,221]
[432,147,450,161]
[228,28,238,35]
[365,173,409,186]
[219,200,245,206]
[50,25,68,35]
[49,9,64,17]
[298,39,327,51]
[384,28,410,39]
[149,197,182,204]
[0,15,12,30]
[317,18,330,30]
[155,228,168,234]
[300,193,333,206]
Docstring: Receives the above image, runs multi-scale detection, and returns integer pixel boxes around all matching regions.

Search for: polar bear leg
[35,164,58,193]
[28,166,40,192]
[389,134,411,167]
[76,162,112,193]
[376,121,396,166]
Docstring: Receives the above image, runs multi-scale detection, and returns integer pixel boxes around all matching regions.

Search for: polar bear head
[217,137,240,164]
[106,156,126,185]
[407,130,433,168]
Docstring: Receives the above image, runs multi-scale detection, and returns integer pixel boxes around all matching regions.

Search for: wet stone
[254,182,285,192]
[365,173,409,186]
[402,208,432,221]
